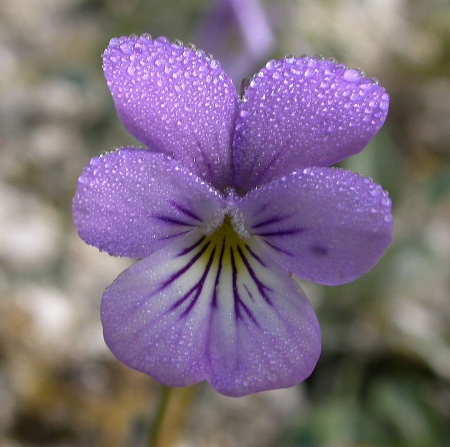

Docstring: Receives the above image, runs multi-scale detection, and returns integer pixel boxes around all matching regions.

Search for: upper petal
[73,148,226,258]
[101,225,320,397]
[103,35,239,189]
[236,168,393,285]
[233,56,389,191]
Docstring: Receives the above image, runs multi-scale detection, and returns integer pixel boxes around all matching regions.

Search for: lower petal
[207,236,321,396]
[101,226,321,396]
[101,230,213,387]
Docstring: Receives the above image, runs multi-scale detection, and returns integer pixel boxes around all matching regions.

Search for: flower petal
[101,227,320,397]
[73,148,226,258]
[103,35,238,189]
[237,168,393,285]
[207,235,321,396]
[233,56,389,191]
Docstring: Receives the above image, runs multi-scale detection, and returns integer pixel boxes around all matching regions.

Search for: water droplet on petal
[265,60,276,70]
[343,69,361,82]
[120,43,133,54]
[267,372,278,382]
[272,71,281,80]
[155,36,170,44]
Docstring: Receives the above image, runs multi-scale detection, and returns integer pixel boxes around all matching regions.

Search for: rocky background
[0,0,449,446]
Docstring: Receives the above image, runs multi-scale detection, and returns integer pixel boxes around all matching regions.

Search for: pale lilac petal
[103,35,238,189]
[73,148,226,258]
[101,231,212,387]
[233,57,389,191]
[207,236,320,396]
[237,168,393,285]
[101,229,320,397]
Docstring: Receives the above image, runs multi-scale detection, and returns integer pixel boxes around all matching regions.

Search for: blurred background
[0,0,449,446]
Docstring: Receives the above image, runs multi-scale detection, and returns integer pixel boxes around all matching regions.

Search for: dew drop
[267,372,278,382]
[120,43,133,54]
[155,36,170,44]
[265,59,276,70]
[272,71,281,80]
[343,69,361,82]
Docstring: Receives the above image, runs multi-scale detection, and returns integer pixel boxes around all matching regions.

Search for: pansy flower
[73,35,392,397]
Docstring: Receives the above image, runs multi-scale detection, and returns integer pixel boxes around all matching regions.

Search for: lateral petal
[237,168,393,285]
[233,56,389,191]
[73,148,226,258]
[103,35,239,189]
[101,227,321,397]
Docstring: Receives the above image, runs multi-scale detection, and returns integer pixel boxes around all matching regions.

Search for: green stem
[148,385,196,447]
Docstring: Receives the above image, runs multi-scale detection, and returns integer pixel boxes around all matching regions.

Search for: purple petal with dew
[103,35,239,189]
[73,148,226,258]
[207,235,320,396]
[237,167,393,285]
[233,56,389,191]
[101,227,320,397]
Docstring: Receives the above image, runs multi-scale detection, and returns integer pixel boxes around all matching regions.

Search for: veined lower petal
[101,225,321,397]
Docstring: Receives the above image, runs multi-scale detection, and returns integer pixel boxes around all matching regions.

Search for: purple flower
[197,0,274,82]
[73,35,393,397]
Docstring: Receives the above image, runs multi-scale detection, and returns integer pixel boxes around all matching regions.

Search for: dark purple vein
[236,245,273,306]
[170,201,202,222]
[245,244,267,267]
[177,236,205,257]
[252,203,269,218]
[153,215,193,227]
[263,239,293,256]
[157,230,192,241]
[251,214,289,229]
[257,228,306,237]
[243,284,255,302]
[230,246,259,326]
[211,237,226,308]
[160,240,211,290]
[176,246,217,318]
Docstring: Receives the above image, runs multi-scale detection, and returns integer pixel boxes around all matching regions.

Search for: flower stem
[148,385,196,447]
